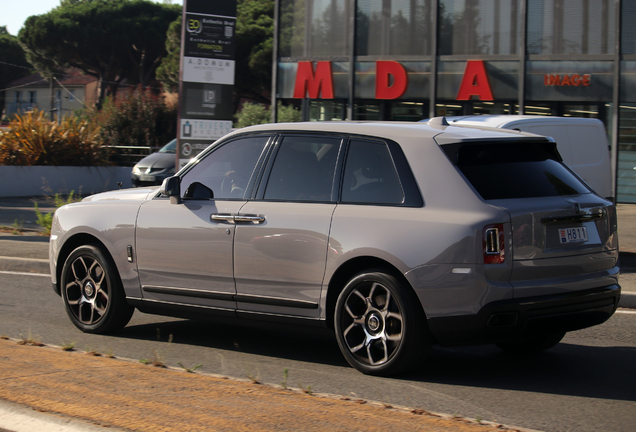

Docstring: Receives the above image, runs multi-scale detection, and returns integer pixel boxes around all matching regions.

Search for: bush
[234,101,302,128]
[34,191,80,235]
[94,87,177,148]
[234,102,269,128]
[278,102,303,123]
[0,109,106,166]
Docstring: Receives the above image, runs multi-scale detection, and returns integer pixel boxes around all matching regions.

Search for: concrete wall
[0,166,133,197]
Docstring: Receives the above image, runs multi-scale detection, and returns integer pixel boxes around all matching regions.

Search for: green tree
[93,87,177,149]
[235,0,274,104]
[19,0,180,109]
[155,17,181,93]
[0,26,31,114]
[235,101,300,128]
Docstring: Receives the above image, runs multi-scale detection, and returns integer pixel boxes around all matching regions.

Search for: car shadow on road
[117,316,349,368]
[402,342,636,403]
[116,314,636,403]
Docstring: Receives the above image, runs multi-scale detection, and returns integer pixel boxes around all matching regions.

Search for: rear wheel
[61,245,134,334]
[334,270,431,376]
[496,332,566,355]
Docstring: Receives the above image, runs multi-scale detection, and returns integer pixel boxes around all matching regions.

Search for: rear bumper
[427,284,620,346]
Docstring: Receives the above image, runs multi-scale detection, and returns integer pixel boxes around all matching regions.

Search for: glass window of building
[438,0,521,55]
[279,0,307,58]
[527,0,615,55]
[311,0,351,56]
[310,100,346,120]
[390,102,425,120]
[354,102,382,120]
[279,0,350,58]
[617,104,636,203]
[356,0,433,56]
[622,0,636,54]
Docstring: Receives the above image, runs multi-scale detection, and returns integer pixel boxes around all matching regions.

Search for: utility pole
[49,76,54,121]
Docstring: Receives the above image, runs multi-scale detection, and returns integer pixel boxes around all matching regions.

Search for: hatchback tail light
[483,224,505,264]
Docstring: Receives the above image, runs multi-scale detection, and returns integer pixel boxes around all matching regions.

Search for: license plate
[559,227,588,244]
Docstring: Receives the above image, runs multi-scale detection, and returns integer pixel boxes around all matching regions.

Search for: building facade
[273,0,636,203]
[3,69,98,120]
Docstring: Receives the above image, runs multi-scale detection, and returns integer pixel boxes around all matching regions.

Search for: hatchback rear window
[448,142,590,200]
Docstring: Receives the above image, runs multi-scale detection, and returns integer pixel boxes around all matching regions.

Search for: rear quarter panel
[324,138,514,319]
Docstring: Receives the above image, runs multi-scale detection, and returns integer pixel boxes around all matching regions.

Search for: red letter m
[293,61,334,99]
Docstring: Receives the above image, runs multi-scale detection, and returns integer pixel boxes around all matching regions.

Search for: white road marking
[0,270,49,278]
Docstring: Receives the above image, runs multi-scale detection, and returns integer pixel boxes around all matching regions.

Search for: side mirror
[160,176,181,204]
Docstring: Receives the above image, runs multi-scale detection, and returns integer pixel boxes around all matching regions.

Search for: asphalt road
[1,272,635,432]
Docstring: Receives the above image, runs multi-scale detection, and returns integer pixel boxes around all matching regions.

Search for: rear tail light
[483,224,505,264]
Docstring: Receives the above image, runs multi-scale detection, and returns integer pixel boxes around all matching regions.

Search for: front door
[135,135,270,311]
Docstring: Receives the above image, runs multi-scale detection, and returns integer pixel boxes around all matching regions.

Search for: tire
[334,270,431,376]
[496,332,566,355]
[61,244,134,334]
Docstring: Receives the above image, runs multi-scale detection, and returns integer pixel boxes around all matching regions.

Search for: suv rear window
[447,142,590,200]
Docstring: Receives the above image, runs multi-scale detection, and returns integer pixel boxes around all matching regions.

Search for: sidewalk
[0,338,521,432]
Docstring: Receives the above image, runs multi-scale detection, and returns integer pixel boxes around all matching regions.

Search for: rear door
[233,134,343,319]
[451,140,618,298]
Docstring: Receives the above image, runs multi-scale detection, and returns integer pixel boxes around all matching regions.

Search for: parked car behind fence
[131,139,176,187]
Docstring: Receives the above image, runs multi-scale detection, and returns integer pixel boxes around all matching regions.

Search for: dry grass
[0,109,108,166]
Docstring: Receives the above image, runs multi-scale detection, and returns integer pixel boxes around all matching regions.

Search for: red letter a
[456,60,494,101]
[293,61,334,99]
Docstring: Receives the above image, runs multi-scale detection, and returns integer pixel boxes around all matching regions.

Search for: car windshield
[158,139,177,154]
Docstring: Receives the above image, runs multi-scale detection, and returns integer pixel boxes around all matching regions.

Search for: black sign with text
[177,0,237,167]
[184,13,236,59]
[181,82,233,120]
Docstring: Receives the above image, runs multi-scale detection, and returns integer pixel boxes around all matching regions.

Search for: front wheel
[61,245,134,334]
[334,271,431,376]
[495,332,566,355]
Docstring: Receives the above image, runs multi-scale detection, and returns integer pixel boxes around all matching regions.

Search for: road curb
[0,256,49,275]
[620,292,636,309]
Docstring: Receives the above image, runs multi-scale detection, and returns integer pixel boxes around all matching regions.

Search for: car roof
[443,115,603,129]
[229,119,543,145]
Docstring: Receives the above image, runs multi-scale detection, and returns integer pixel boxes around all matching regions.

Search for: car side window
[263,136,340,202]
[180,136,268,199]
[341,140,404,205]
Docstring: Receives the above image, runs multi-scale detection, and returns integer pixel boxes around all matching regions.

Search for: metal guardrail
[103,145,162,167]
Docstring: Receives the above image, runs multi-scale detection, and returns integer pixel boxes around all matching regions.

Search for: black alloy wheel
[61,244,134,334]
[334,270,431,376]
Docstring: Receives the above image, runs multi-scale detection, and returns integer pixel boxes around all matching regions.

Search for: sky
[1,0,184,36]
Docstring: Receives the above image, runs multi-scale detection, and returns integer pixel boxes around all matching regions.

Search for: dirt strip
[0,338,527,432]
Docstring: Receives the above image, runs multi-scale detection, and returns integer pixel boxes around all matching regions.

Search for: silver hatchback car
[50,119,620,376]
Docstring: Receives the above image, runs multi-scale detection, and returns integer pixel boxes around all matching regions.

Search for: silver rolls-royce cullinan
[49,118,620,376]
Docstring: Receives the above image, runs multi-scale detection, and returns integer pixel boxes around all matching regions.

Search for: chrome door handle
[210,214,235,223]
[234,215,265,224]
